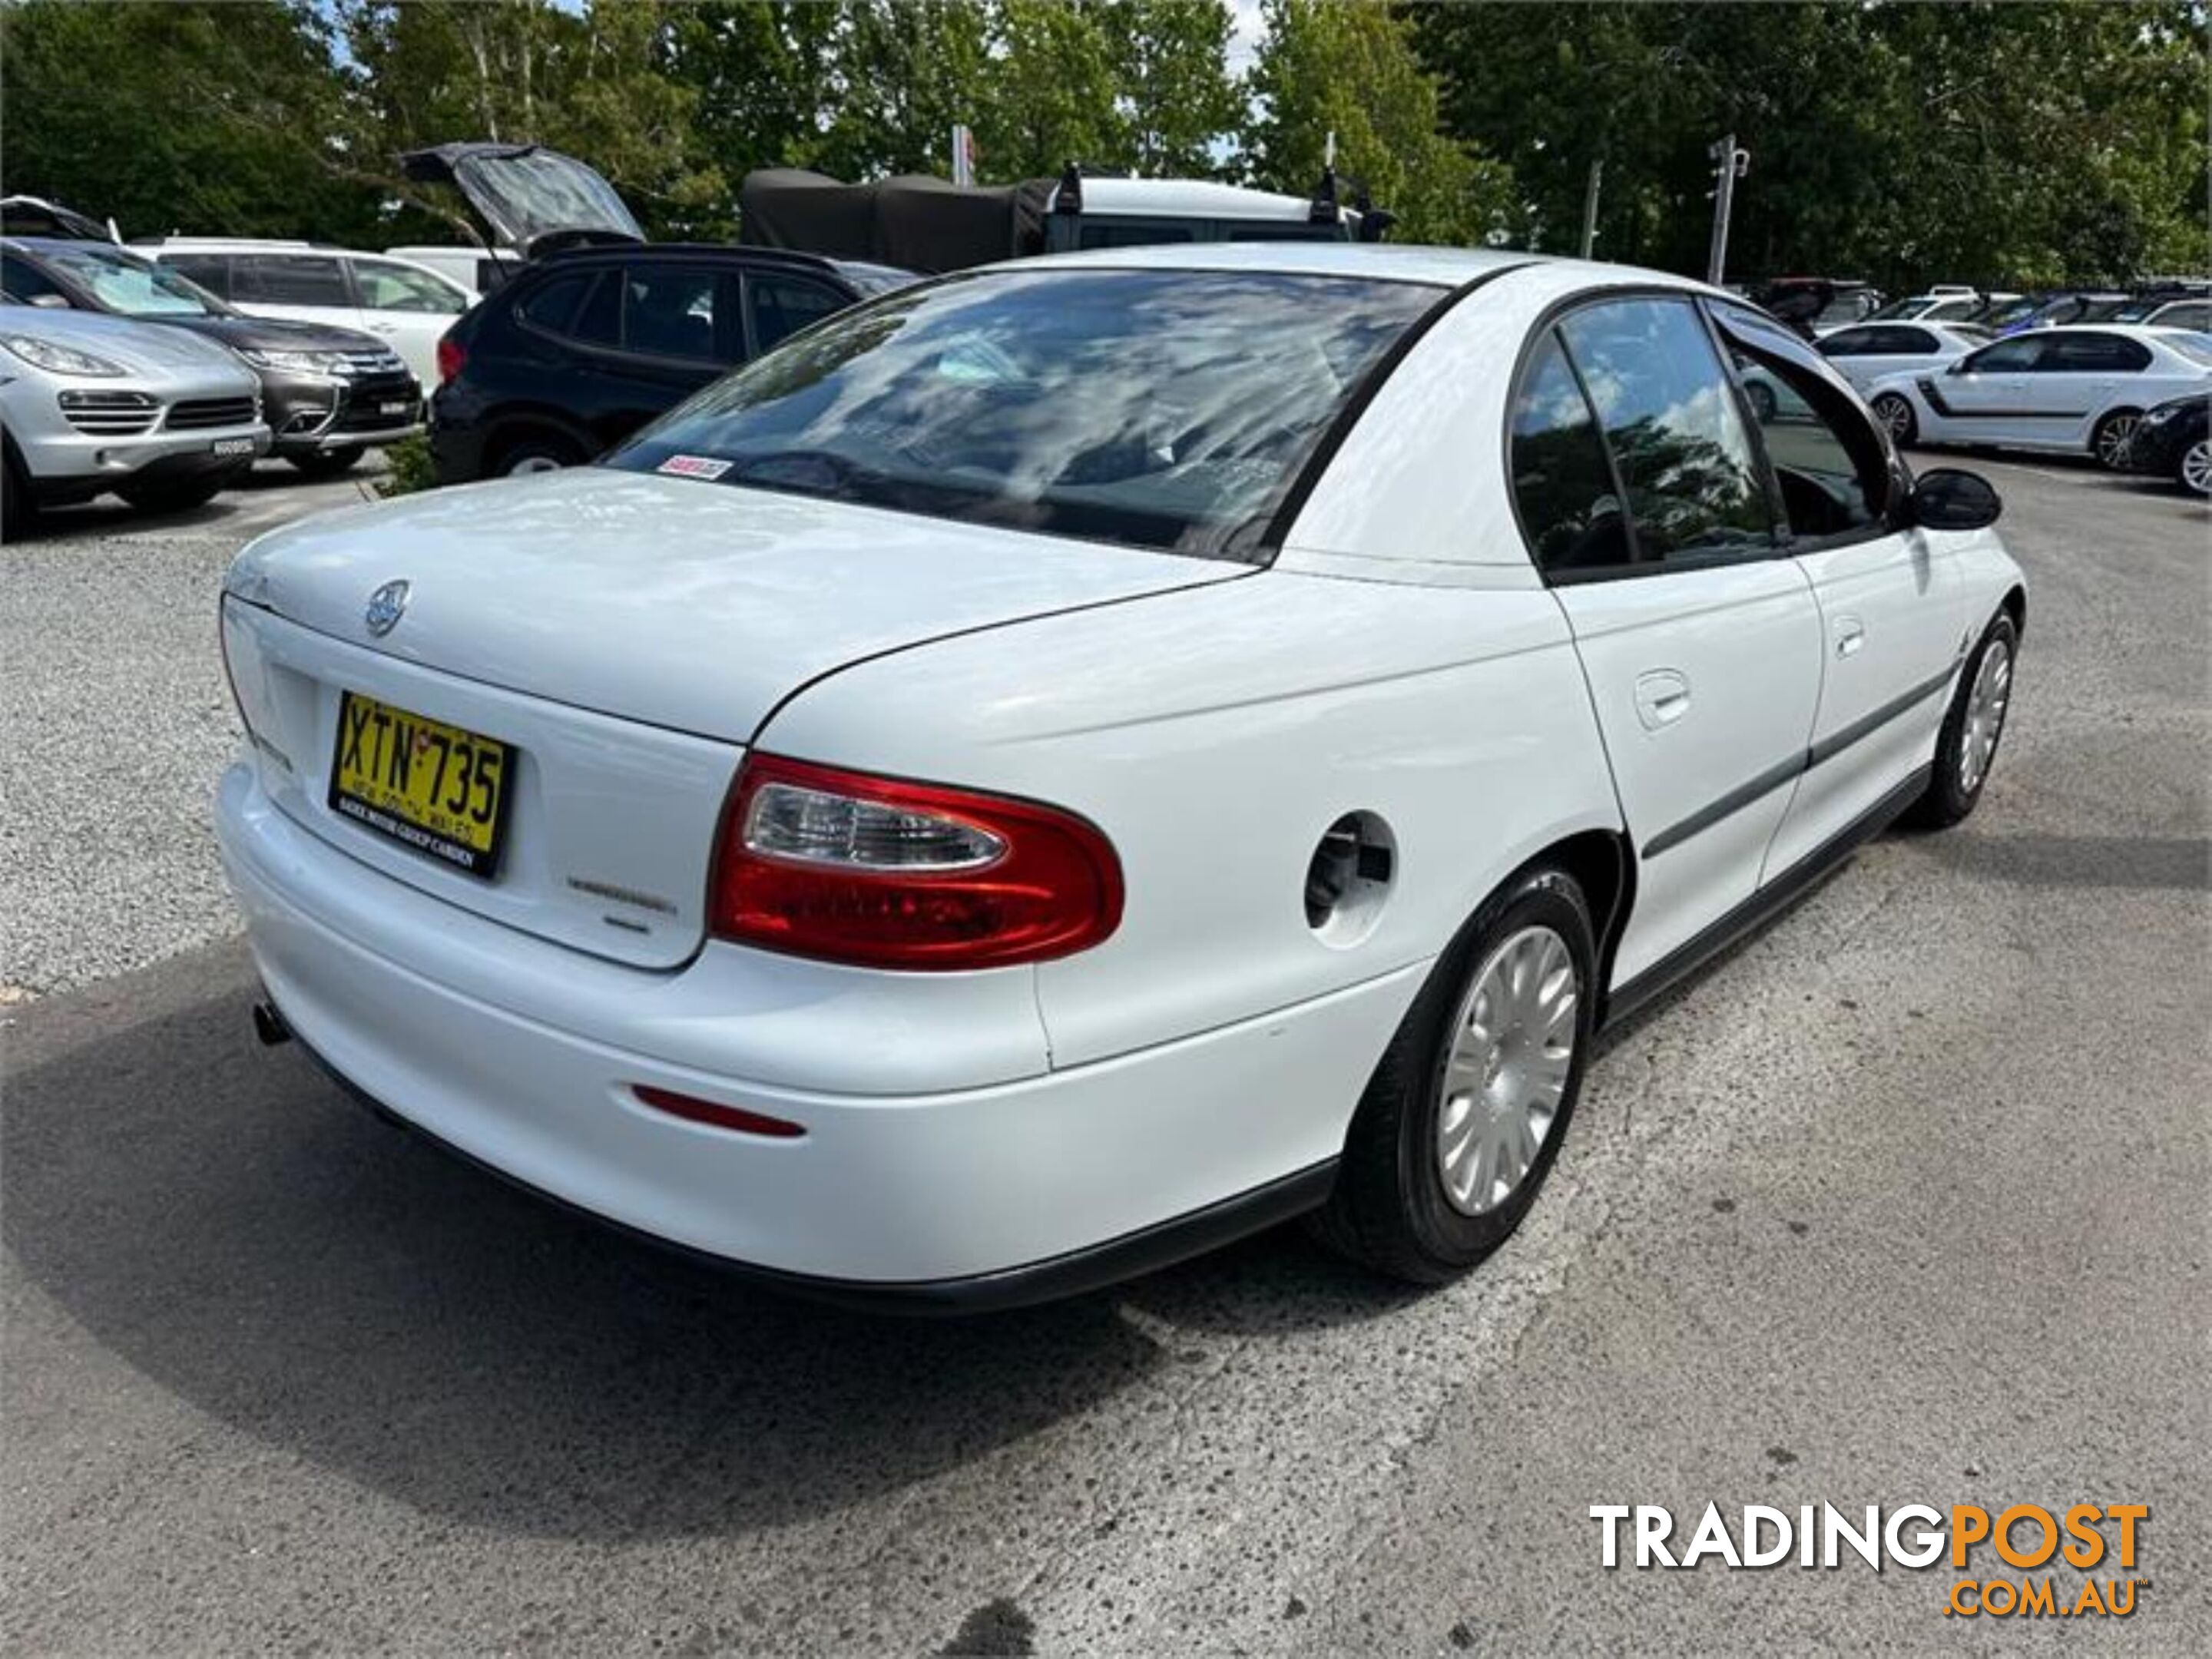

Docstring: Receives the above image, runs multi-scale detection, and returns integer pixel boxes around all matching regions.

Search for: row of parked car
[5,151,2209,536]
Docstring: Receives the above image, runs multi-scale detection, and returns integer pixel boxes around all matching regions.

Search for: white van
[382,245,520,298]
[137,239,472,387]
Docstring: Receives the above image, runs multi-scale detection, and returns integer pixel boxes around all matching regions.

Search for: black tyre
[1902,612,2016,830]
[1871,392,1917,446]
[2091,409,2141,471]
[1311,863,1597,1283]
[117,470,231,515]
[494,430,585,476]
[286,444,366,478]
[2,444,32,541]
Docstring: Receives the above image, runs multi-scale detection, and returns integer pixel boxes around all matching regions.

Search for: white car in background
[1868,291,2018,326]
[140,240,471,389]
[1864,324,2212,467]
[1,303,267,534]
[1814,320,1987,394]
[216,245,2025,1307]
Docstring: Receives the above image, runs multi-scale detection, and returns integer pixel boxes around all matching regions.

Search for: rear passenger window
[235,254,349,306]
[162,254,232,298]
[515,272,592,333]
[516,270,619,347]
[1555,297,1772,566]
[621,266,720,360]
[2039,333,2153,373]
[747,272,843,354]
[1508,332,1630,575]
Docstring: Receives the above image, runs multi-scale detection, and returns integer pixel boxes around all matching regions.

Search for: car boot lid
[401,143,644,259]
[224,467,1246,743]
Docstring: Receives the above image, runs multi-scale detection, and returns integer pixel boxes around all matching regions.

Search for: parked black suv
[0,234,422,476]
[429,243,911,482]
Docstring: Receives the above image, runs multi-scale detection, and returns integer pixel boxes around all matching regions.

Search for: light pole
[1706,135,1750,285]
[1579,157,1604,260]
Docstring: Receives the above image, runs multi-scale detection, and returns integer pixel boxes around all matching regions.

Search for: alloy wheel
[1875,395,1913,440]
[2095,414,2140,469]
[1960,639,2012,794]
[1436,926,1578,1217]
[2181,439,2210,497]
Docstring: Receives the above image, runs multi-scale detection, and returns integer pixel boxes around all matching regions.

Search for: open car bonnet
[400,143,643,258]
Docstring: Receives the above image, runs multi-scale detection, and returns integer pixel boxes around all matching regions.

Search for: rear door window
[746,271,845,355]
[234,254,351,307]
[161,253,233,298]
[1554,296,1774,567]
[2037,333,2152,374]
[1508,331,1631,575]
[621,265,720,361]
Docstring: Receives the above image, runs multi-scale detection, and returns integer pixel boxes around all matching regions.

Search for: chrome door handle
[1835,618,1866,658]
[1634,669,1691,730]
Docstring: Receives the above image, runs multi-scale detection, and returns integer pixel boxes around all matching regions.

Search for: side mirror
[1908,467,2002,531]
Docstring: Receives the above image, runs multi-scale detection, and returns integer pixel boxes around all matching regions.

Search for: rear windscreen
[610,268,1440,562]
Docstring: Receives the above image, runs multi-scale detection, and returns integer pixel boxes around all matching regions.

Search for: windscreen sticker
[657,454,732,481]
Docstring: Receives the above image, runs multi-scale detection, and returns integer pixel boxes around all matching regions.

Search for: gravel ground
[2,451,2207,1655]
[0,460,384,998]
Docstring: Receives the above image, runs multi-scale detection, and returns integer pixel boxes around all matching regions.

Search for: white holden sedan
[1863,323,2212,468]
[216,245,2025,1310]
[1813,320,1986,395]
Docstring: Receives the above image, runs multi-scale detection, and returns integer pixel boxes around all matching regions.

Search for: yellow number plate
[329,690,512,877]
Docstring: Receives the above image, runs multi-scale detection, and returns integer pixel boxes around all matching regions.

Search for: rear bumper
[216,763,1413,1296]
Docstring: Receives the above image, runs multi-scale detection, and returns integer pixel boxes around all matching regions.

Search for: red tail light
[710,754,1123,970]
[435,335,465,386]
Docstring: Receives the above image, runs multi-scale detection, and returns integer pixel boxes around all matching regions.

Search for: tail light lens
[710,755,1123,969]
[435,335,465,386]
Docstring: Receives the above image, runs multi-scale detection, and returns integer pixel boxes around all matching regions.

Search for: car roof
[531,240,862,276]
[1053,177,1330,221]
[5,234,144,260]
[2030,323,2192,339]
[988,240,1545,288]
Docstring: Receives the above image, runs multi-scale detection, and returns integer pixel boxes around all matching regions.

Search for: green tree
[1097,0,1243,177]
[1242,0,1512,244]
[338,0,725,239]
[1410,0,2210,288]
[0,0,380,242]
[808,0,992,180]
[974,0,1124,180]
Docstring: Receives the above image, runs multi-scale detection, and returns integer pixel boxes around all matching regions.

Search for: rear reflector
[632,1084,806,1139]
[710,754,1123,970]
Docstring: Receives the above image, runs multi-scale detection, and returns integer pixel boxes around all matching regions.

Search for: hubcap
[1436,926,1578,1217]
[2181,440,2210,496]
[507,453,565,476]
[2096,416,2139,468]
[1960,639,2011,793]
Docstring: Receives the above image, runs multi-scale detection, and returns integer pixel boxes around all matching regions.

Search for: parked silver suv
[0,303,269,535]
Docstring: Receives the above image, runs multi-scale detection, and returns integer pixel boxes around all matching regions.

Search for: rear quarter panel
[757,568,1622,1071]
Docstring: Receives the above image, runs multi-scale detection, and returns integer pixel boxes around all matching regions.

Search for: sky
[1225,0,1267,77]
